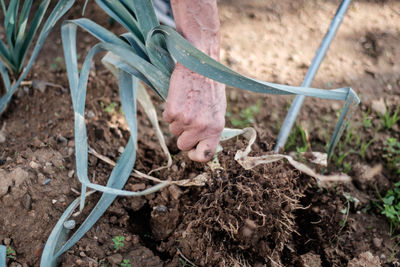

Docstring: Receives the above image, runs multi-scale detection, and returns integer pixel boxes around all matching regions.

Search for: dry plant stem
[177,248,199,267]
[164,0,226,162]
[88,146,208,187]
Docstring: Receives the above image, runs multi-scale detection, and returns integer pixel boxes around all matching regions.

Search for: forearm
[170,0,221,60]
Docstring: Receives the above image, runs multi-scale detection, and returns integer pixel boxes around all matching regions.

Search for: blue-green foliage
[0,0,74,114]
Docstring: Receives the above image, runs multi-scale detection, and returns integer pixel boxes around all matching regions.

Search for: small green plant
[105,102,118,114]
[339,193,360,229]
[383,137,400,174]
[112,236,125,251]
[362,110,373,128]
[285,124,309,153]
[121,259,131,267]
[229,99,261,128]
[6,246,16,260]
[359,139,374,159]
[378,182,400,234]
[50,56,64,71]
[380,105,400,129]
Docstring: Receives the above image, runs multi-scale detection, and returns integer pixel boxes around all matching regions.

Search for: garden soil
[1,0,399,266]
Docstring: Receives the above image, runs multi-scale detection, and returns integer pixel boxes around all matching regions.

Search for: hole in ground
[127,203,171,261]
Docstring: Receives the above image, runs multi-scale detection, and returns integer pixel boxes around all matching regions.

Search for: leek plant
[0,0,74,114]
[38,0,359,265]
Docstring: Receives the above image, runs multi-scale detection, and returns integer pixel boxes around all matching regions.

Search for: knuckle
[182,113,194,125]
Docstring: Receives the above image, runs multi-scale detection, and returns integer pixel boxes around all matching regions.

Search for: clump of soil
[149,139,307,266]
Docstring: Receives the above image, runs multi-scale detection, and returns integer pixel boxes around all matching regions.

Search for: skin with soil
[0,0,399,266]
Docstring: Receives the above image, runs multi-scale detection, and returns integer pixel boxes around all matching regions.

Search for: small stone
[371,98,387,115]
[68,170,75,178]
[68,140,75,147]
[87,110,95,119]
[372,237,382,249]
[22,194,32,210]
[79,251,86,257]
[154,205,167,213]
[118,146,124,153]
[52,199,57,204]
[108,254,123,264]
[125,235,132,242]
[75,259,83,265]
[3,238,11,245]
[29,161,41,169]
[168,185,183,200]
[57,136,68,145]
[10,167,29,187]
[0,170,12,197]
[37,173,46,184]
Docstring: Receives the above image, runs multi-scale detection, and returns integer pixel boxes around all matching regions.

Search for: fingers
[169,121,184,136]
[188,136,220,162]
[176,130,199,151]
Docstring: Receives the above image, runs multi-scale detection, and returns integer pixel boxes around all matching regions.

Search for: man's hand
[163,63,226,162]
[165,0,225,162]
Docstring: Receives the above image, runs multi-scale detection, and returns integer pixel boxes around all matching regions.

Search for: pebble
[3,238,11,245]
[43,178,51,185]
[87,110,95,118]
[29,161,41,169]
[52,199,57,204]
[37,173,46,184]
[68,170,75,178]
[11,167,29,187]
[372,237,382,249]
[108,254,123,264]
[57,135,68,145]
[22,194,32,210]
[154,205,168,213]
[118,146,124,153]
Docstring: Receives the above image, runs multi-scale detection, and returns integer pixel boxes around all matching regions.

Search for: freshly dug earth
[1,0,400,266]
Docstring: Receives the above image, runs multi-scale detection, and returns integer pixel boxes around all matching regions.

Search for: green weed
[362,110,373,129]
[6,246,16,260]
[383,137,400,174]
[112,236,125,251]
[378,182,400,234]
[380,105,400,129]
[285,124,309,153]
[229,100,261,128]
[121,259,131,267]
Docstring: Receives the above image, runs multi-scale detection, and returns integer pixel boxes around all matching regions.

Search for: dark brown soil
[1,0,399,266]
